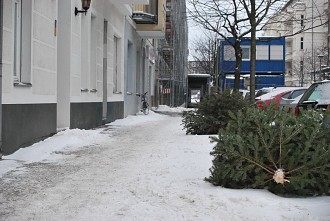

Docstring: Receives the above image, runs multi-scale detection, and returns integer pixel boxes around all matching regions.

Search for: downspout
[0,0,3,159]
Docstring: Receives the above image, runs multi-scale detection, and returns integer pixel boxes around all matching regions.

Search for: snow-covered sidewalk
[0,111,329,221]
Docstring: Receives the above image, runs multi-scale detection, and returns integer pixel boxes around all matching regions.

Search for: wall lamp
[75,0,91,16]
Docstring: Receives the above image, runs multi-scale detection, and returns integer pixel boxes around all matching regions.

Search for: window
[270,45,283,60]
[300,37,304,50]
[145,0,157,16]
[90,15,97,91]
[291,89,305,99]
[282,93,291,99]
[81,13,89,91]
[307,83,330,101]
[300,15,304,27]
[242,46,250,60]
[13,0,21,82]
[224,45,235,61]
[256,45,269,60]
[13,0,32,84]
[113,36,120,93]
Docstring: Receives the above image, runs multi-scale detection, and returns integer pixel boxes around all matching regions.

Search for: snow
[154,105,190,113]
[0,107,329,221]
[256,87,305,100]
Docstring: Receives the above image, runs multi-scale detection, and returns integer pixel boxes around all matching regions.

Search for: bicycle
[137,92,149,115]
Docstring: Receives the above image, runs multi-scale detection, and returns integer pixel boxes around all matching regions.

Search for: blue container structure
[218,37,286,90]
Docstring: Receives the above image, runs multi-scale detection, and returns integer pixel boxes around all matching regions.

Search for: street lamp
[75,0,92,16]
[317,54,324,81]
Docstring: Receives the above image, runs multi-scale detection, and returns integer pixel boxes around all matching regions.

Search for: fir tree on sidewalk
[206,107,330,196]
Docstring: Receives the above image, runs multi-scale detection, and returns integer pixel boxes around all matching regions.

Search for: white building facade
[262,0,329,86]
[1,0,156,155]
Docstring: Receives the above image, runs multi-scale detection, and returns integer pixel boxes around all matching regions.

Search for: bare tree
[188,0,284,98]
[291,45,328,86]
[189,32,218,82]
[188,0,328,100]
[188,0,251,91]
[241,0,284,100]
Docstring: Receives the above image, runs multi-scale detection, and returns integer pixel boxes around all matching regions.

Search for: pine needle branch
[256,122,277,169]
[279,122,284,168]
[282,125,304,144]
[232,152,274,175]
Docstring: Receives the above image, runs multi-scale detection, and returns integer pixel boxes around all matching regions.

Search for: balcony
[109,0,149,15]
[133,0,166,38]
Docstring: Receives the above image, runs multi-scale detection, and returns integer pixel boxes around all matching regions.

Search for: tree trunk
[249,0,256,102]
[234,41,242,92]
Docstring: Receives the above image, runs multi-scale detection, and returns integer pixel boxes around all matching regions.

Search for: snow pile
[0,111,166,177]
[0,128,110,177]
[155,105,191,113]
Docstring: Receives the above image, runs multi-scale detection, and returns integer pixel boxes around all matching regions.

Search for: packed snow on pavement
[0,107,329,221]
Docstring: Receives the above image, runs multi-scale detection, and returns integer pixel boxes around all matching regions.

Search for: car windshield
[303,82,330,102]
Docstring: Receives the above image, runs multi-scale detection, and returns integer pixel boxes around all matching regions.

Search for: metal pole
[0,0,3,159]
[319,57,322,81]
[171,49,174,107]
[312,0,315,82]
[318,54,324,81]
[300,60,304,86]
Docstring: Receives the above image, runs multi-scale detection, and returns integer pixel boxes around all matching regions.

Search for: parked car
[279,94,303,113]
[279,88,307,111]
[239,89,250,100]
[255,87,275,97]
[255,87,305,110]
[295,80,330,116]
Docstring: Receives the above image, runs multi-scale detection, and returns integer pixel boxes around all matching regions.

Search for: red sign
[163,88,171,94]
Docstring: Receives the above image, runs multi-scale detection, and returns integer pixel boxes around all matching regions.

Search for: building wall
[1,0,164,155]
[2,0,58,154]
[124,18,141,117]
[2,0,57,103]
[220,37,286,74]
[1,0,130,155]
[57,0,127,130]
[2,104,56,155]
[219,37,286,89]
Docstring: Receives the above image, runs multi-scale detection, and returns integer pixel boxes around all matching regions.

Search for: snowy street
[0,111,330,221]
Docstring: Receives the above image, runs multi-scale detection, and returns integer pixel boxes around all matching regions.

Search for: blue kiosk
[218,37,286,90]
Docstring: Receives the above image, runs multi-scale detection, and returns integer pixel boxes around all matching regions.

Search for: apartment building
[0,0,171,155]
[156,0,188,107]
[262,0,329,86]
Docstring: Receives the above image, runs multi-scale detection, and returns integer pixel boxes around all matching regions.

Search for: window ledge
[14,82,32,87]
[90,89,97,93]
[113,91,122,94]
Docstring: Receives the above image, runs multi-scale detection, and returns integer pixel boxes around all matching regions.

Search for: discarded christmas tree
[182,90,249,135]
[206,107,330,196]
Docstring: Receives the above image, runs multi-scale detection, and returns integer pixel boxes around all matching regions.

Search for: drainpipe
[0,0,3,159]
